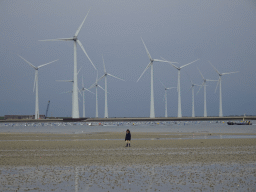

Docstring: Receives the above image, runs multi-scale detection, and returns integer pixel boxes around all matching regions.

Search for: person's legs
[125,140,131,147]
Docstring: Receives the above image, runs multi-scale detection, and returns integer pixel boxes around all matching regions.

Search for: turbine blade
[18,55,37,69]
[197,67,205,80]
[161,57,179,69]
[197,82,205,94]
[159,80,166,88]
[38,59,58,68]
[180,59,199,69]
[160,56,167,61]
[137,62,152,82]
[209,61,221,75]
[108,73,125,81]
[153,59,168,63]
[102,55,106,73]
[97,74,106,83]
[78,87,82,97]
[222,71,239,75]
[141,38,152,60]
[77,66,83,75]
[170,62,179,70]
[75,8,91,37]
[39,38,73,41]
[158,57,178,64]
[33,72,36,92]
[166,87,176,90]
[215,77,221,93]
[98,85,105,92]
[83,87,95,94]
[77,40,97,70]
[89,83,96,89]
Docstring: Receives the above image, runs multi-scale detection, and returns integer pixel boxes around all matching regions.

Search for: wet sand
[0,132,256,166]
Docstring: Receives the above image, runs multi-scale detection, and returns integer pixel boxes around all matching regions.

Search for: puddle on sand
[0,163,255,192]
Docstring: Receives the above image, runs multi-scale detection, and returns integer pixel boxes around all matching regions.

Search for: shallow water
[1,163,255,192]
[0,120,256,134]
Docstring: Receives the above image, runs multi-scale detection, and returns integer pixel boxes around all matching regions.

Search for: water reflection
[1,164,255,191]
[75,167,78,192]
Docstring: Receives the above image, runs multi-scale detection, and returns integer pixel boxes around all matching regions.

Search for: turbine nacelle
[73,36,77,41]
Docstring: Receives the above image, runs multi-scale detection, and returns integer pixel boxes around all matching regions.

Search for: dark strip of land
[1,116,256,123]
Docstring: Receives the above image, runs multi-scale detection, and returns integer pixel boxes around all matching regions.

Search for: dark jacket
[125,132,131,141]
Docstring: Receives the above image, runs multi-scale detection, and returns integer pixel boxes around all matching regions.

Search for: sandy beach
[0,132,256,166]
[0,132,256,191]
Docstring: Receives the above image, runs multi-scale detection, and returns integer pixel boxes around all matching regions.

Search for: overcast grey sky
[0,0,255,118]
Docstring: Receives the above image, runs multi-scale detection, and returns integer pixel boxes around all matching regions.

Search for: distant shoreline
[0,116,256,123]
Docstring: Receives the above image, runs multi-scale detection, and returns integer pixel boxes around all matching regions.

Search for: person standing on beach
[125,129,131,147]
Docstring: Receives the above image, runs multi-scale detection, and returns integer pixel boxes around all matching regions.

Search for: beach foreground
[0,132,255,166]
[1,132,256,191]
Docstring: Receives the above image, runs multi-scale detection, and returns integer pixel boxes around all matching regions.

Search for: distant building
[4,115,45,120]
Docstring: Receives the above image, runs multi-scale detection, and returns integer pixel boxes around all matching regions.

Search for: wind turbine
[40,8,97,118]
[209,61,239,117]
[97,55,124,118]
[159,81,176,118]
[137,38,171,118]
[162,58,199,117]
[186,75,201,117]
[81,76,94,118]
[89,70,105,118]
[18,55,58,119]
[197,67,217,117]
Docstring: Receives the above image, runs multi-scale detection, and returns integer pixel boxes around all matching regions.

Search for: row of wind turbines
[19,9,124,119]
[137,39,239,118]
[18,9,238,119]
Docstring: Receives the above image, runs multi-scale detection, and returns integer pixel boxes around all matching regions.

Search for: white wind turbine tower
[187,76,201,117]
[81,76,94,118]
[89,70,105,118]
[137,38,170,118]
[56,66,83,118]
[162,58,199,117]
[197,67,217,117]
[18,55,58,119]
[209,61,239,117]
[159,81,176,118]
[97,56,124,118]
[40,8,97,118]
